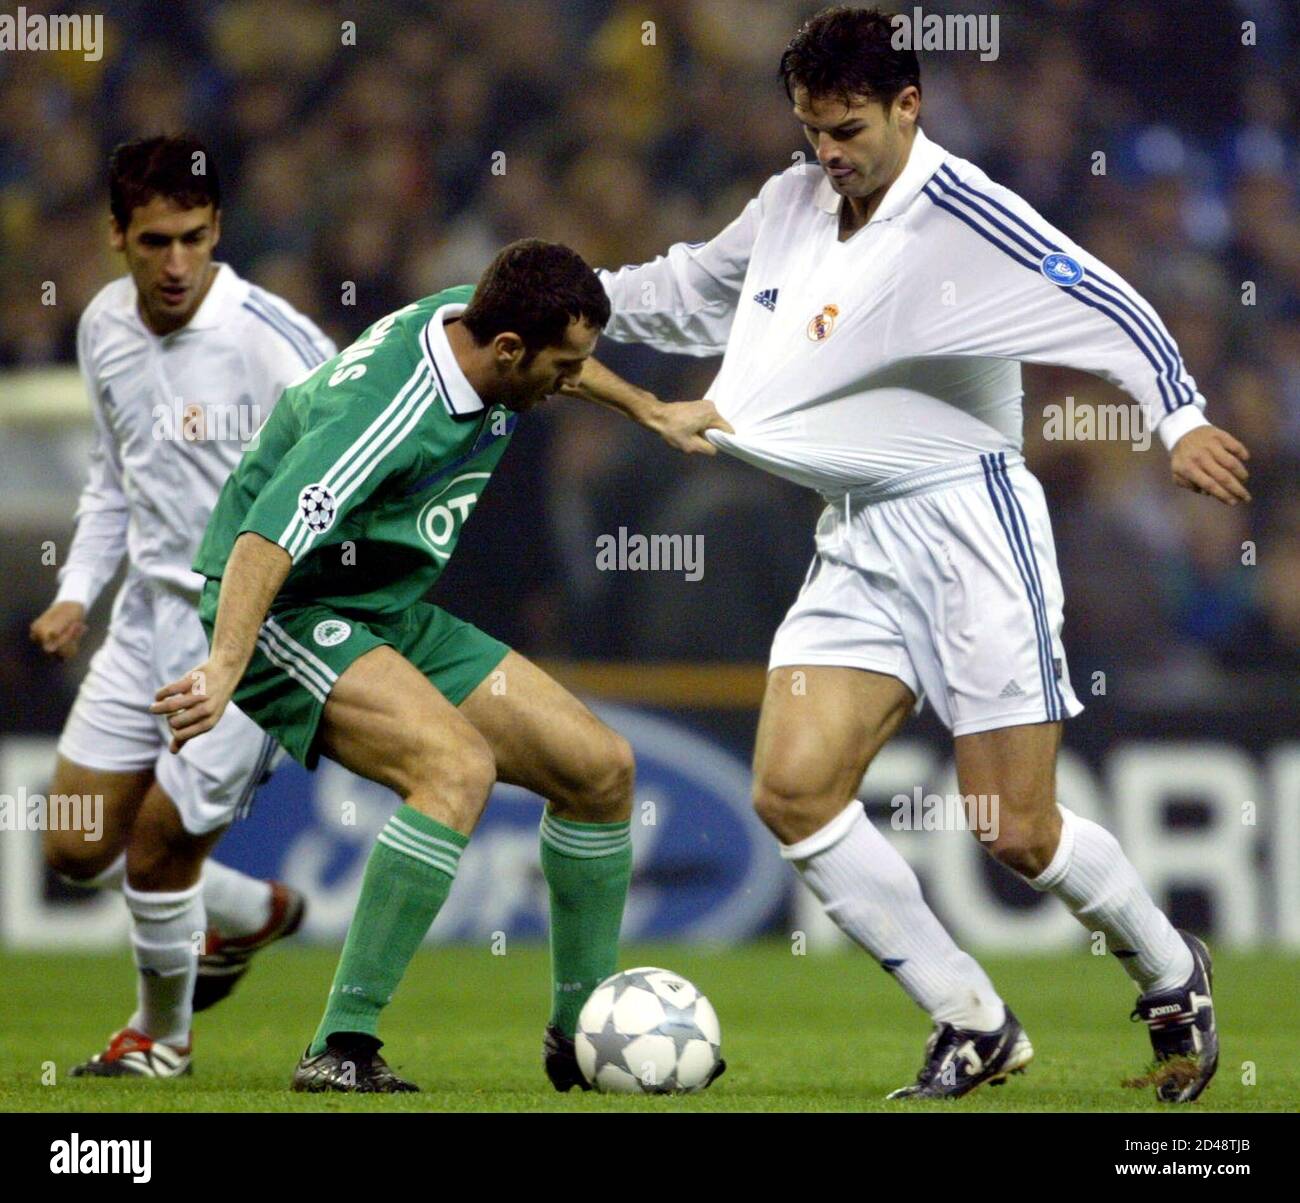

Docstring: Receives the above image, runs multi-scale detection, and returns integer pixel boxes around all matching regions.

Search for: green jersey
[194,286,517,618]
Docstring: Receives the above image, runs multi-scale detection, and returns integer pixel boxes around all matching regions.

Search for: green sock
[539,810,633,1037]
[309,805,467,1055]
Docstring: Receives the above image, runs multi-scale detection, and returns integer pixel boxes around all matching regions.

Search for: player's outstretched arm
[150,532,291,752]
[1169,425,1251,506]
[562,357,734,455]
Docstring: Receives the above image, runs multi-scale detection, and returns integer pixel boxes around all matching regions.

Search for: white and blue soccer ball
[575,967,723,1094]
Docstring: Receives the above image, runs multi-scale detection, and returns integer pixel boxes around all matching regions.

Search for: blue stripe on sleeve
[925,170,1188,415]
[242,297,325,369]
[936,165,1192,410]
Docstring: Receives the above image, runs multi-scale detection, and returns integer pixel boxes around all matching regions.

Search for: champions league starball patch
[298,483,337,533]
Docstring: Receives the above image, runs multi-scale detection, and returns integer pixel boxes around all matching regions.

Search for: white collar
[421,302,486,418]
[813,126,947,224]
[128,261,240,336]
[173,262,239,331]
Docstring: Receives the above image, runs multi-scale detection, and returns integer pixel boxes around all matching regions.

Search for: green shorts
[199,580,510,769]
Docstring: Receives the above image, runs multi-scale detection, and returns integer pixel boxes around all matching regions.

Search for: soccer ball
[575,967,723,1094]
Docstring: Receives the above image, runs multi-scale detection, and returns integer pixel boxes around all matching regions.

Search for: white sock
[201,860,272,938]
[1028,805,1193,993]
[123,881,203,1046]
[783,802,1006,1031]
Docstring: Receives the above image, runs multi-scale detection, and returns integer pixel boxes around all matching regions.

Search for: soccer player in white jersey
[28,136,335,1077]
[568,7,1249,1101]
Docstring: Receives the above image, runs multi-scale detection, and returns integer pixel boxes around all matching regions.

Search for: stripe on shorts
[233,732,278,820]
[256,617,340,704]
[991,452,1066,719]
[980,453,1057,720]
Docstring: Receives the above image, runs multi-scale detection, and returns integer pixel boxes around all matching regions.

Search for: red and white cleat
[70,1028,192,1078]
[193,881,306,1012]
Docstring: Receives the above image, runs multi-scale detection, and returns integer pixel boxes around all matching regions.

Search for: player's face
[502,318,600,413]
[111,196,221,334]
[793,86,918,201]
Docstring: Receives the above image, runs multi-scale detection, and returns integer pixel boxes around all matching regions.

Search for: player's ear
[895,85,921,128]
[492,331,526,368]
[109,216,125,253]
[210,207,222,251]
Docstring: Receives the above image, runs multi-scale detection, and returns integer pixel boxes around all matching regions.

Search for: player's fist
[150,662,235,753]
[1170,425,1251,506]
[649,399,736,456]
[29,600,88,660]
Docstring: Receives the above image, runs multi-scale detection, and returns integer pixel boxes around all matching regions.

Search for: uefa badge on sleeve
[807,303,840,342]
[1040,253,1085,287]
[298,483,337,533]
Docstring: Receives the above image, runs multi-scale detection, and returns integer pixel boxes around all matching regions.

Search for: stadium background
[1,0,1297,959]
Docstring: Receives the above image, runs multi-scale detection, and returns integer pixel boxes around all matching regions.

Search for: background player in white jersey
[28,135,335,1077]
[567,7,1250,1101]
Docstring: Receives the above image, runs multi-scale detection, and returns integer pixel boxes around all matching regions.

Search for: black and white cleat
[70,1028,192,1079]
[1128,930,1218,1104]
[887,1008,1033,1100]
[290,1035,418,1094]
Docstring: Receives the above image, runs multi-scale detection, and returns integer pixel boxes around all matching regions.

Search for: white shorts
[770,454,1084,736]
[57,574,280,835]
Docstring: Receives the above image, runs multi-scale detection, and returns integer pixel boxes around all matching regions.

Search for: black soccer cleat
[543,1023,591,1092]
[1128,930,1218,1103]
[194,881,306,1013]
[887,1007,1033,1100]
[290,1036,418,1094]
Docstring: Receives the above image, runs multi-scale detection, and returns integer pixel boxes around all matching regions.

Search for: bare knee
[566,731,635,823]
[44,828,121,883]
[124,792,215,892]
[752,760,842,845]
[982,810,1061,878]
[405,733,496,830]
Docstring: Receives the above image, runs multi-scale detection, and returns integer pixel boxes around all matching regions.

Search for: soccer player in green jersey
[151,239,730,1092]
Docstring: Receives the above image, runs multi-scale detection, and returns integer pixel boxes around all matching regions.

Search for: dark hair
[108,134,220,229]
[462,239,610,360]
[779,6,921,111]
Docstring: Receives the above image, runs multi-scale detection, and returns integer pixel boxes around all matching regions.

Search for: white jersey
[56,263,336,608]
[598,127,1209,495]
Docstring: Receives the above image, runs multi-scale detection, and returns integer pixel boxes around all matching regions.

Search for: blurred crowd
[1,0,1296,702]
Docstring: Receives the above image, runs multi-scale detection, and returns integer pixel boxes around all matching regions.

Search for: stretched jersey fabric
[194,286,517,619]
[598,127,1210,495]
[57,263,334,606]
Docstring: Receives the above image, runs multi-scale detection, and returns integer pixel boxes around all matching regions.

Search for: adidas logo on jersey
[753,288,779,311]
[999,679,1027,699]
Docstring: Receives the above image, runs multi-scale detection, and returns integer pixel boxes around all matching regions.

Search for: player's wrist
[1158,405,1211,454]
[638,396,671,432]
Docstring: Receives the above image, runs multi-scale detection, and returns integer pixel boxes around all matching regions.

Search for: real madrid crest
[807,303,839,342]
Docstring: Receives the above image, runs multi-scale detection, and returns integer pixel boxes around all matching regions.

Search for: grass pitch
[2,943,1295,1112]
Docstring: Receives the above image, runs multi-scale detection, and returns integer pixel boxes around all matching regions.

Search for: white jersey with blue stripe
[56,263,336,608]
[598,127,1209,495]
